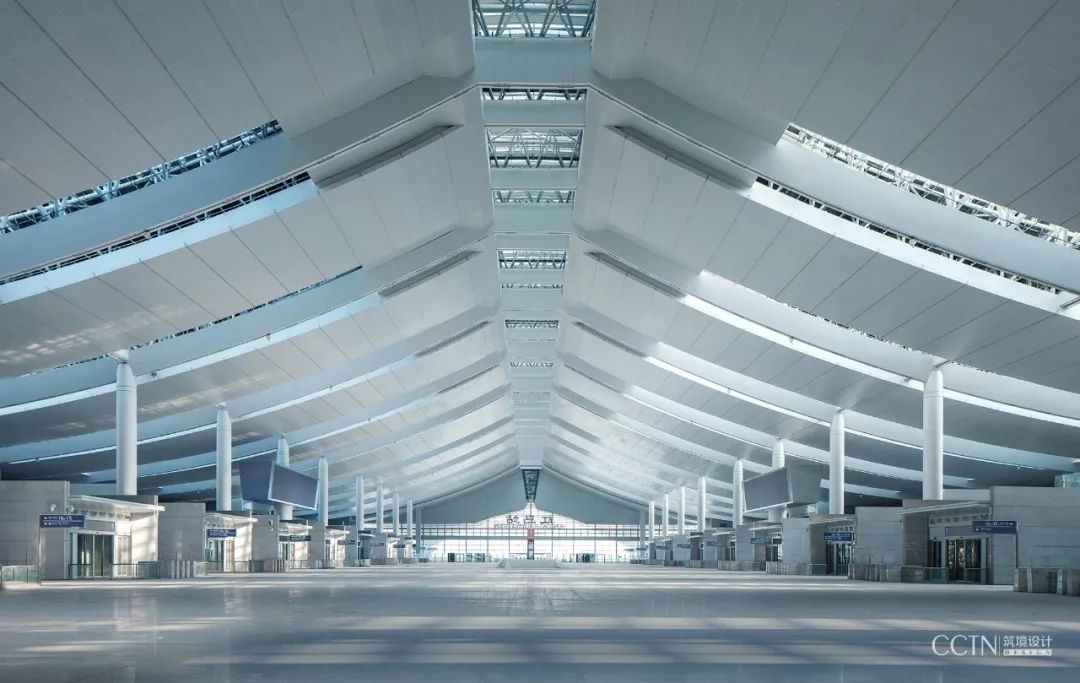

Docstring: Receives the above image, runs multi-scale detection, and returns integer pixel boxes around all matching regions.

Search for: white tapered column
[376,484,384,533]
[678,485,686,534]
[215,404,232,512]
[662,493,670,536]
[355,476,365,531]
[768,439,786,522]
[406,499,414,538]
[115,359,138,495]
[647,501,655,540]
[698,477,707,531]
[732,460,744,526]
[392,492,400,536]
[829,411,846,514]
[318,457,329,526]
[923,368,945,501]
[275,436,292,520]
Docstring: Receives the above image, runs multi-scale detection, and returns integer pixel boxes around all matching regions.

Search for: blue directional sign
[40,515,85,529]
[338,539,357,546]
[675,542,691,549]
[278,534,311,542]
[973,520,1017,534]
[706,540,723,547]
[393,542,407,549]
[823,531,855,542]
[206,528,237,538]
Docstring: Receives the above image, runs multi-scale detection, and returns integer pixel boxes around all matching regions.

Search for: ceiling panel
[704,201,789,283]
[188,231,288,306]
[145,247,251,320]
[844,270,964,338]
[98,263,208,332]
[778,238,874,312]
[810,253,917,324]
[234,214,324,293]
[25,2,215,160]
[277,196,360,277]
[740,220,830,298]
[119,0,270,138]
[203,0,323,122]
[794,0,947,141]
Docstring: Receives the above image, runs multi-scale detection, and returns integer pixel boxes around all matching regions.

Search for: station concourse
[1,2,1079,682]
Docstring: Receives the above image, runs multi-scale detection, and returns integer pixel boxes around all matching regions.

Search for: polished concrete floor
[1,564,1077,682]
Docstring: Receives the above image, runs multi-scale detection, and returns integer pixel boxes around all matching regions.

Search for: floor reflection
[0,565,1076,682]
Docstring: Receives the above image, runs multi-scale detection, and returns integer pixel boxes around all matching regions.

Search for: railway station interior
[2,1,1080,682]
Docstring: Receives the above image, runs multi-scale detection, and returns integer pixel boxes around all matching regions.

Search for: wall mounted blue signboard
[206,528,237,538]
[337,539,357,546]
[973,520,1016,534]
[393,542,407,549]
[706,541,723,547]
[278,534,311,542]
[823,532,855,542]
[751,537,781,545]
[40,515,85,528]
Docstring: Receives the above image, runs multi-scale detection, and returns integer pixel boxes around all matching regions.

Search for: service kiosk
[776,515,853,575]
[66,494,164,579]
[203,511,255,573]
[750,523,782,567]
[323,527,349,567]
[355,532,374,566]
[370,533,399,564]
[654,536,674,565]
[277,521,312,569]
[701,532,721,567]
[671,534,691,566]
[714,528,738,569]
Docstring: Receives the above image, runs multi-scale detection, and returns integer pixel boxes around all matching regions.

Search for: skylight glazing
[500,282,564,289]
[505,319,559,328]
[785,123,1080,251]
[488,128,582,168]
[498,249,567,269]
[472,0,596,38]
[483,87,587,101]
[1,121,282,235]
[493,190,575,204]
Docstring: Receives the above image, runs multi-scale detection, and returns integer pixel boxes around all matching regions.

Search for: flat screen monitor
[239,459,274,503]
[743,468,790,511]
[270,465,318,510]
[238,459,319,510]
[742,461,826,511]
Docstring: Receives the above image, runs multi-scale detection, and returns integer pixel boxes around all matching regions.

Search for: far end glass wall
[421,504,640,562]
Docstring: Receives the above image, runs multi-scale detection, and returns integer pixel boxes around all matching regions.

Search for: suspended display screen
[270,466,318,510]
[239,459,318,510]
[239,460,274,503]
[743,462,825,511]
[743,469,790,511]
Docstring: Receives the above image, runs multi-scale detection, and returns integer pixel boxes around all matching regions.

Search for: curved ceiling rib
[562,307,1073,473]
[577,230,1080,427]
[0,227,489,409]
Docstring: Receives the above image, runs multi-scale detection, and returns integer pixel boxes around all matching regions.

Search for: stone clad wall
[0,480,70,580]
[990,487,1080,584]
[853,506,902,565]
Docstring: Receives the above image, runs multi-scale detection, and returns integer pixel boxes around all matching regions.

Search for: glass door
[74,534,114,578]
[826,542,852,575]
[945,538,983,582]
